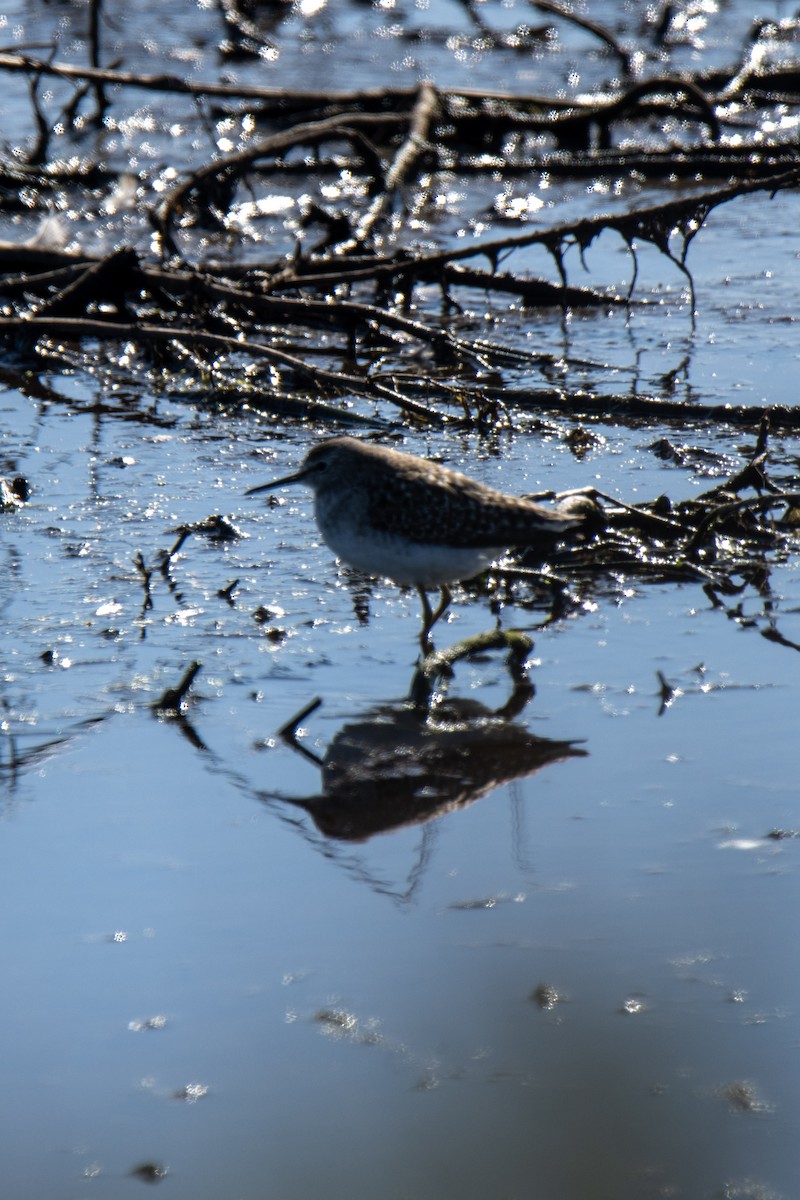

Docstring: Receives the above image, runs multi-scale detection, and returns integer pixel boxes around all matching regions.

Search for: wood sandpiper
[246,436,583,652]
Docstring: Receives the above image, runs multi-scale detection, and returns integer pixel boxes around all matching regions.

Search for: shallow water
[2,1,800,1197]
[4,343,800,1198]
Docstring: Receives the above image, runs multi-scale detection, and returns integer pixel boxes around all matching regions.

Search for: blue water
[1,0,800,1196]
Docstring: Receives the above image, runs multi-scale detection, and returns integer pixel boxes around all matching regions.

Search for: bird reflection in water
[272,630,586,843]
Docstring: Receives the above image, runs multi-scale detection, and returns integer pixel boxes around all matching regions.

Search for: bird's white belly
[320,522,501,588]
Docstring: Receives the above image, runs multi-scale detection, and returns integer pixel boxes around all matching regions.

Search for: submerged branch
[0,314,449,425]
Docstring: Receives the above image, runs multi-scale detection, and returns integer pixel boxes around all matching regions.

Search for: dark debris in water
[531,982,564,1011]
[0,0,799,430]
[130,1162,169,1185]
[313,1008,383,1046]
[470,418,800,655]
[718,1079,771,1115]
[447,893,520,910]
[171,1082,209,1103]
[0,475,30,508]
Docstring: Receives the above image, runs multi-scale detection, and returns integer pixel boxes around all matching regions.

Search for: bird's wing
[365,467,580,548]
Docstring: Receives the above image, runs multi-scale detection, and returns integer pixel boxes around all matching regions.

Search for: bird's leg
[489,582,503,631]
[430,584,452,627]
[418,587,434,655]
[417,585,451,655]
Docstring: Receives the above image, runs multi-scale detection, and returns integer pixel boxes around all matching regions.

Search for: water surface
[1,1,800,1197]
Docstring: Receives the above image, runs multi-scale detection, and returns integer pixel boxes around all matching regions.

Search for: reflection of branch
[704,575,800,655]
[409,628,534,713]
[0,714,107,791]
[153,661,202,715]
[152,663,207,751]
[133,552,153,614]
[761,625,800,653]
[532,0,634,75]
[656,670,680,716]
[278,697,324,766]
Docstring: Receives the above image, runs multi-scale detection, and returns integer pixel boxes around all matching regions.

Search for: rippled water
[1,1,800,1197]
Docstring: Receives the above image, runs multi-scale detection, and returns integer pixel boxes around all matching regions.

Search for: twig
[263,168,800,298]
[686,491,800,554]
[31,246,138,318]
[154,110,408,249]
[217,0,279,57]
[25,69,52,166]
[0,314,449,425]
[348,81,440,248]
[278,697,324,766]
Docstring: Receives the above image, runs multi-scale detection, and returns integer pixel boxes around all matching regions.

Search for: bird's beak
[244,466,310,495]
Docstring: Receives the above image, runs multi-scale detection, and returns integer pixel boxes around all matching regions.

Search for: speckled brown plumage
[279,437,577,549]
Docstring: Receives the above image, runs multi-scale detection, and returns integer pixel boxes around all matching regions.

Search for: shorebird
[246,436,582,652]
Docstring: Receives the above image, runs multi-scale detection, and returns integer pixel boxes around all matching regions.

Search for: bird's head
[245,438,356,497]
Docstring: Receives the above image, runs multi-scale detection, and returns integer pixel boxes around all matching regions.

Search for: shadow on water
[263,630,587,844]
[240,630,587,903]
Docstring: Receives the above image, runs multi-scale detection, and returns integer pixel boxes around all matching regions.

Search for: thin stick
[349,81,440,248]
